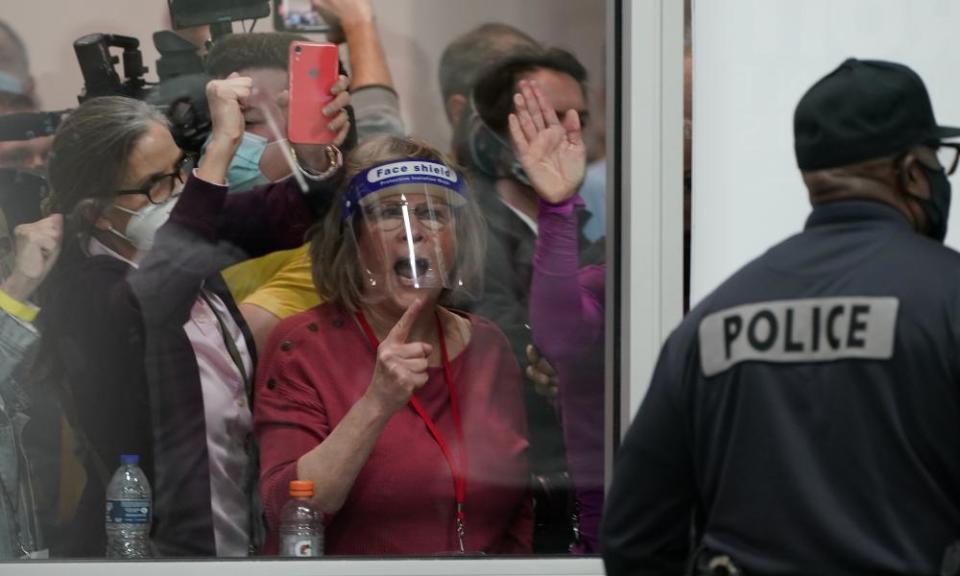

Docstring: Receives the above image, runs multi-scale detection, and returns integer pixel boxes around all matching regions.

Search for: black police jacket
[603,200,960,576]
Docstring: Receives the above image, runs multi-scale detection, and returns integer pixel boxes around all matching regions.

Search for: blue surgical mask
[203,132,272,193]
[0,72,24,94]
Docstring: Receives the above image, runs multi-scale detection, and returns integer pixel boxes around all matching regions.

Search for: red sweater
[254,303,533,555]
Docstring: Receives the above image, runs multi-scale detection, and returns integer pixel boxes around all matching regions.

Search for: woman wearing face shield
[254,135,533,555]
[35,75,349,557]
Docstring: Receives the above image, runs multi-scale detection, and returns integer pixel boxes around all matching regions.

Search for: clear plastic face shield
[343,160,468,306]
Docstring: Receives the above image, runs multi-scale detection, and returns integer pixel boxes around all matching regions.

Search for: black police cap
[794,58,960,171]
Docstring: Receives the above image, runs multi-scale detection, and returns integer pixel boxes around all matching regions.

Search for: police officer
[602,58,960,576]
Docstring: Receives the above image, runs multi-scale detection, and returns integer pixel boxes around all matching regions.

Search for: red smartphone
[288,41,340,145]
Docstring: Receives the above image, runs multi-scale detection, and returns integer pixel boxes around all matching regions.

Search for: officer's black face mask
[917,164,952,242]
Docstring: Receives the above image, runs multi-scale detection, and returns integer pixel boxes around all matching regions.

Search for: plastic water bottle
[105,454,152,558]
[279,480,323,557]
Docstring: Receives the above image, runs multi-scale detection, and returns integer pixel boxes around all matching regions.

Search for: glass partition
[0,0,686,573]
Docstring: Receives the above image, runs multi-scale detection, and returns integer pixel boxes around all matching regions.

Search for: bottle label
[281,535,322,557]
[105,499,151,525]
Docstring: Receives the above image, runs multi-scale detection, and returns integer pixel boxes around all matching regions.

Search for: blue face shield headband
[342,159,467,220]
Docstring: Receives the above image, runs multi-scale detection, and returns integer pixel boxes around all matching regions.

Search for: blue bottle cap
[120,454,140,465]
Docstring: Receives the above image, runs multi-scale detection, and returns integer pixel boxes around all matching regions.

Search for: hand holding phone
[288,41,340,145]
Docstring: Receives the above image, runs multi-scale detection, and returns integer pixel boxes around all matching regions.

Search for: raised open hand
[508,79,586,204]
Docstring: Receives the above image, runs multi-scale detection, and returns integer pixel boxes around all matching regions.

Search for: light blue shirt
[579,159,607,242]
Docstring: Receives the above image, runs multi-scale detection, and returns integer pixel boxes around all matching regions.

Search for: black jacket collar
[805,199,915,233]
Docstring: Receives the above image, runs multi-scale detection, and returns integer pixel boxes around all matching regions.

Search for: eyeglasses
[363,200,455,233]
[114,154,195,204]
[935,143,960,176]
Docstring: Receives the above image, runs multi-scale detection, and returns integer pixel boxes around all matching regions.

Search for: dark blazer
[35,174,334,557]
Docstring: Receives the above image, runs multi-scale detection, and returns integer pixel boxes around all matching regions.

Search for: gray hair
[310,135,486,312]
[48,96,169,217]
[438,23,539,104]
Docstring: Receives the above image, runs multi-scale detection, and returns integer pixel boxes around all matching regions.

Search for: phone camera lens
[294,45,302,54]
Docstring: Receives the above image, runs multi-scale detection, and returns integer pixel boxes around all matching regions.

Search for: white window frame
[10,0,683,574]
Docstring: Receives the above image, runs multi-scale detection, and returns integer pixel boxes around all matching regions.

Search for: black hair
[451,47,588,181]
[472,47,588,136]
[205,32,310,78]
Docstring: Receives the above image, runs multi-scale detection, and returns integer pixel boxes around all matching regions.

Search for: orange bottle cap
[289,480,315,498]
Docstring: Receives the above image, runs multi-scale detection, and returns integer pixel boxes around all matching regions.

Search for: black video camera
[65,0,271,152]
[74,34,150,102]
[0,0,271,227]
[68,31,213,155]
[0,0,273,146]
[71,30,214,153]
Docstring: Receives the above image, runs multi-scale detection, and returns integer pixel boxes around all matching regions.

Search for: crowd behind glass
[0,0,610,560]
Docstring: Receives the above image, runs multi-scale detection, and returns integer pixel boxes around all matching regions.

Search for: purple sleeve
[529,196,608,552]
[219,178,317,257]
[170,174,318,257]
[529,196,605,362]
[165,173,228,240]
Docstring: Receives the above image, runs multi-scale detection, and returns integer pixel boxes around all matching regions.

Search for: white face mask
[109,194,180,253]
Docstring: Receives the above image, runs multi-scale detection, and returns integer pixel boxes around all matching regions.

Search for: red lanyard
[356,309,468,553]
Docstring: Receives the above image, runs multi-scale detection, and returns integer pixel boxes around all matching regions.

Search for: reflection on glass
[0,0,610,562]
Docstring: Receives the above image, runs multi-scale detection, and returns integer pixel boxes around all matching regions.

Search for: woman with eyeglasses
[253,135,534,555]
[34,74,350,557]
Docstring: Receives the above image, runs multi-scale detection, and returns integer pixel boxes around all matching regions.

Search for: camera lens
[294,44,302,54]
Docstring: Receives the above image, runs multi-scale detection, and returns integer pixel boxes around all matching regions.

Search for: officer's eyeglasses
[114,154,195,204]
[935,143,960,176]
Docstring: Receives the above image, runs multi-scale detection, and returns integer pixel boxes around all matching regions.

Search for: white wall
[1,0,605,151]
[2,1,171,110]
[692,0,960,305]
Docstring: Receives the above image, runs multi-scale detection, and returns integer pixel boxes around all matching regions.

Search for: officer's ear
[896,153,931,201]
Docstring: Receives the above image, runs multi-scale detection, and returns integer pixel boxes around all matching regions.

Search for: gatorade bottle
[278,480,323,557]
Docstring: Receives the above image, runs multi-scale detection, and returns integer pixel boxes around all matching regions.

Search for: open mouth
[394,257,432,280]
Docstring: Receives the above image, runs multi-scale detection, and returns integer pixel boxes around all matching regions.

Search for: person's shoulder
[904,232,960,264]
[462,309,498,333]
[44,248,132,310]
[895,236,960,298]
[462,311,514,352]
[271,302,342,337]
[261,303,346,359]
[682,246,775,319]
[69,251,131,281]
[456,311,523,382]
